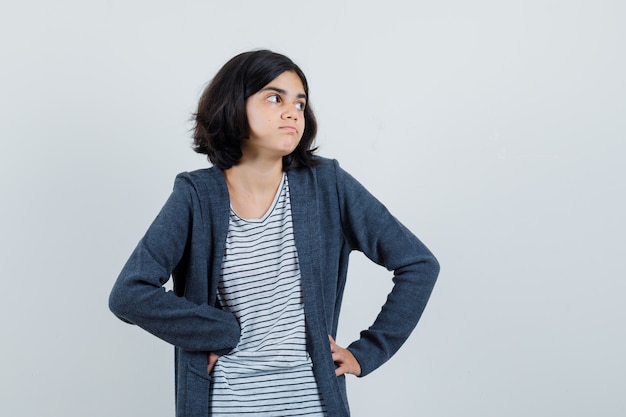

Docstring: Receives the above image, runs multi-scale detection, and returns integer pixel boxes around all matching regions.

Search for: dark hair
[192,49,318,170]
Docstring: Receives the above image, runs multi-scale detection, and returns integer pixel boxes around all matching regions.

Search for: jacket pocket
[336,374,350,415]
[176,352,211,417]
[186,363,210,415]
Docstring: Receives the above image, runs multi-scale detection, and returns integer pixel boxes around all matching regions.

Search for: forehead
[262,71,306,94]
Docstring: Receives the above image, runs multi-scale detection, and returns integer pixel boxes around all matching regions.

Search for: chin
[281,141,300,154]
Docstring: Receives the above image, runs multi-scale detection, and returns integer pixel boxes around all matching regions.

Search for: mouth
[280,126,298,133]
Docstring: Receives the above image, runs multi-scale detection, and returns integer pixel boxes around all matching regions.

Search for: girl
[109,49,439,417]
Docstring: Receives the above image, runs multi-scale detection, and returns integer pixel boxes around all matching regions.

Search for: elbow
[429,254,440,281]
[108,284,134,323]
[423,254,440,291]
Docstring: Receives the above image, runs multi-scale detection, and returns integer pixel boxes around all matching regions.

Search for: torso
[209,173,327,416]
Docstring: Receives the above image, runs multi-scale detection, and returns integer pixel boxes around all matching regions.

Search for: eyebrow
[262,86,307,100]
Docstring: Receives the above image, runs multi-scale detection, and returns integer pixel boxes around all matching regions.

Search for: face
[244,71,307,160]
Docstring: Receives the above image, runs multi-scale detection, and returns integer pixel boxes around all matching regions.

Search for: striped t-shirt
[209,174,327,416]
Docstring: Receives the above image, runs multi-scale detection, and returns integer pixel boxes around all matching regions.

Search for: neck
[224,156,284,194]
[223,157,285,219]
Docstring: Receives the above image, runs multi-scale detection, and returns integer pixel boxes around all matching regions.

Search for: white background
[1,1,624,416]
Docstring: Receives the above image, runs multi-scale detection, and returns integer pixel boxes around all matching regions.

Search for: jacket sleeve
[333,160,440,377]
[108,175,240,354]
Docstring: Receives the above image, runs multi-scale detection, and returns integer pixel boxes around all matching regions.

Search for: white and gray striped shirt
[209,174,327,416]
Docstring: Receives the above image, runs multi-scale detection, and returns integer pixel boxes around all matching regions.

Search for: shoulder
[311,156,363,189]
[288,157,373,207]
[294,155,341,179]
[175,165,222,183]
[168,165,228,206]
[288,156,365,191]
[171,165,226,191]
[286,156,340,189]
[311,155,339,171]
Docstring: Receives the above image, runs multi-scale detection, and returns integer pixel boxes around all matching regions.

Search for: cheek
[246,113,264,132]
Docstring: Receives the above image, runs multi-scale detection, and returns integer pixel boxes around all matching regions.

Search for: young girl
[109,49,439,417]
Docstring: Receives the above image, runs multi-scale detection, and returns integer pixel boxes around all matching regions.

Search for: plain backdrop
[1,1,624,416]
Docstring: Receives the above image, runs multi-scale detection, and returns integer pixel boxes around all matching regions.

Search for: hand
[329,335,361,377]
[207,352,219,375]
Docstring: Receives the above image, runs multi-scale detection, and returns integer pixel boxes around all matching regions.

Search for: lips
[280,126,297,133]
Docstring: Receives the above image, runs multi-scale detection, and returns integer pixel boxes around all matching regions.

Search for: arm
[334,160,440,377]
[109,175,240,354]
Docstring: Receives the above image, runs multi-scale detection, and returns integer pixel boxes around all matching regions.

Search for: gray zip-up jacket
[109,157,439,416]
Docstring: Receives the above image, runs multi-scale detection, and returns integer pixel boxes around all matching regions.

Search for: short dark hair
[192,49,319,170]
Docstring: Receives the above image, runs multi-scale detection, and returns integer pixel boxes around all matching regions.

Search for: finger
[328,335,336,349]
[207,353,219,374]
[335,362,348,377]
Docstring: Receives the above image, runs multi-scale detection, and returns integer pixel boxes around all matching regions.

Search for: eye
[266,94,281,104]
[295,101,306,111]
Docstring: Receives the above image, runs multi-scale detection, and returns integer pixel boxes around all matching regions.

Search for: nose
[282,105,299,120]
